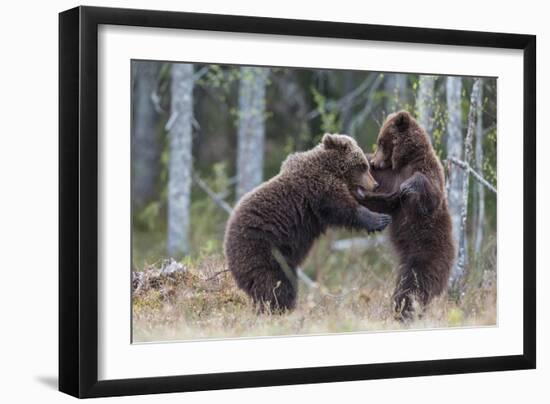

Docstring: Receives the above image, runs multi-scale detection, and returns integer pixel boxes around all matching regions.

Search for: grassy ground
[132,231,497,343]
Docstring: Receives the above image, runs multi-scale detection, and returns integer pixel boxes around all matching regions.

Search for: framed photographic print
[59,5,536,398]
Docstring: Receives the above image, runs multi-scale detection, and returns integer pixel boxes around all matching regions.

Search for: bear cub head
[320,133,379,199]
[370,110,431,171]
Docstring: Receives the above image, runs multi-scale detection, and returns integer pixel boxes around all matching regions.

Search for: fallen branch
[447,157,497,194]
[297,267,318,289]
[331,235,386,251]
[205,269,231,282]
[192,173,233,215]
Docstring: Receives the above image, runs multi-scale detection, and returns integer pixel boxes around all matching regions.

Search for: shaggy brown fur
[362,111,455,320]
[224,134,391,312]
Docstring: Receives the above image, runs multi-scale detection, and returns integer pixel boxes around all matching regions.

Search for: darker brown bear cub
[224,134,391,313]
[362,111,455,320]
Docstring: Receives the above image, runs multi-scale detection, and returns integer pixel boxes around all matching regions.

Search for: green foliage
[212,161,231,188]
[483,127,498,186]
[136,201,162,232]
[447,308,465,325]
[431,100,447,158]
[189,162,233,257]
[311,86,341,134]
[198,64,240,96]
[132,228,167,268]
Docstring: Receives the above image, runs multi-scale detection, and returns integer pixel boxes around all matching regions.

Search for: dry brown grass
[132,248,497,343]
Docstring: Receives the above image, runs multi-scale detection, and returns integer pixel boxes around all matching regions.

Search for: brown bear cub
[362,111,455,320]
[224,134,391,313]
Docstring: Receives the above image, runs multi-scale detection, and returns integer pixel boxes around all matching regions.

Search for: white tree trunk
[236,67,269,200]
[416,75,436,139]
[446,77,464,285]
[132,61,160,208]
[474,81,485,253]
[450,79,482,289]
[167,63,194,257]
[340,71,355,134]
[384,74,408,113]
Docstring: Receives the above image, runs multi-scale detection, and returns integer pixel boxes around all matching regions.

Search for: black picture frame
[59,5,536,398]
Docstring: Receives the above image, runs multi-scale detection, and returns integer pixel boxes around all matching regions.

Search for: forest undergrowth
[132,231,497,342]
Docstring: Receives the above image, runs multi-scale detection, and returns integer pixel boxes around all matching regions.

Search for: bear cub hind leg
[250,268,297,313]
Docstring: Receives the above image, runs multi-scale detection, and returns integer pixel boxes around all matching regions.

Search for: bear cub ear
[393,110,411,131]
[322,133,352,150]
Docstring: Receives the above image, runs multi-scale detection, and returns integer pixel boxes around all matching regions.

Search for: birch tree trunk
[474,81,485,253]
[416,75,436,139]
[450,78,482,289]
[384,74,408,113]
[167,63,194,257]
[340,71,355,134]
[236,67,269,200]
[131,61,160,209]
[446,77,464,286]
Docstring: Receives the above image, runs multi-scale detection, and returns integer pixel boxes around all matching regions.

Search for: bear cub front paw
[399,181,418,199]
[356,206,392,233]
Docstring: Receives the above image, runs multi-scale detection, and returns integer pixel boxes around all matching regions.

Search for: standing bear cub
[224,134,391,312]
[362,111,455,320]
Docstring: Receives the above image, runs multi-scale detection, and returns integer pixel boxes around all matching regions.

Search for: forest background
[131,62,497,341]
